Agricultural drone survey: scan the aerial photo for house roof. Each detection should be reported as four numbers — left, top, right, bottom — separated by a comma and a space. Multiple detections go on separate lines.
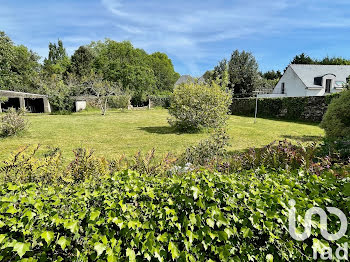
175, 75, 195, 86
289, 64, 350, 88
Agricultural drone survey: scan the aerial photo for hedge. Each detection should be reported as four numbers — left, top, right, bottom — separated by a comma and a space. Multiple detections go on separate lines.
231, 94, 341, 122
0, 169, 349, 261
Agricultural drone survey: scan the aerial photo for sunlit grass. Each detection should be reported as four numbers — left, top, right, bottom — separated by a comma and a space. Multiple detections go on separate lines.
0, 109, 324, 161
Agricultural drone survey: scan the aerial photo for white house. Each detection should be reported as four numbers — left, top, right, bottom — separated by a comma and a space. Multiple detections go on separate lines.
258, 64, 350, 98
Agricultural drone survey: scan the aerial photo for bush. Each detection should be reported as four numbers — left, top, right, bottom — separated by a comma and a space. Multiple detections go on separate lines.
108, 94, 131, 109
182, 128, 230, 166
168, 82, 232, 131
0, 108, 28, 137
320, 89, 350, 139
0, 169, 348, 261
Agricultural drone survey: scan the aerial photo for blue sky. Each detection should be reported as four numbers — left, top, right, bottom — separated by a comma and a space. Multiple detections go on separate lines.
1, 0, 350, 76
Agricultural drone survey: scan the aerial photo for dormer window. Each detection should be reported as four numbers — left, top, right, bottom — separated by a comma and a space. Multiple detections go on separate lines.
314, 77, 323, 86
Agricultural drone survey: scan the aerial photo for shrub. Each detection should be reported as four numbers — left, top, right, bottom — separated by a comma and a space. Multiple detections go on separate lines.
0, 108, 28, 137
168, 82, 231, 131
320, 89, 350, 139
0, 169, 348, 261
0, 96, 8, 113
108, 94, 131, 109
0, 145, 62, 184
182, 128, 230, 166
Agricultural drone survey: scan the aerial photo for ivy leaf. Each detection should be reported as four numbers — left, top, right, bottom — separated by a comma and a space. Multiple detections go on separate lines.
157, 233, 168, 242
266, 254, 274, 262
126, 248, 136, 262
64, 221, 79, 234
191, 186, 200, 200
90, 210, 101, 221
168, 241, 180, 260
41, 231, 55, 245
94, 242, 106, 257
13, 242, 31, 258
206, 218, 215, 228
241, 227, 253, 238
0, 234, 6, 244
57, 236, 70, 250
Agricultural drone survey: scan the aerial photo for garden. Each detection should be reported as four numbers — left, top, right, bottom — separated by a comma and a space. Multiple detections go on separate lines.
0, 79, 349, 261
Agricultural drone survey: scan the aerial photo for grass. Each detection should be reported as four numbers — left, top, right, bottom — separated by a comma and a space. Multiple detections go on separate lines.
0, 109, 324, 161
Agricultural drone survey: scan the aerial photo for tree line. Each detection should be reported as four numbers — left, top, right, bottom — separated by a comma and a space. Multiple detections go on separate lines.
0, 31, 180, 109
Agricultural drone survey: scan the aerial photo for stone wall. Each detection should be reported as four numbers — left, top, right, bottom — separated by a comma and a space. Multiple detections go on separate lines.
230, 94, 340, 122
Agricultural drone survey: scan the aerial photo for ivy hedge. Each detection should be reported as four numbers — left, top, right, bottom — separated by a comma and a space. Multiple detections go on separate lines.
0, 169, 349, 261
231, 94, 341, 122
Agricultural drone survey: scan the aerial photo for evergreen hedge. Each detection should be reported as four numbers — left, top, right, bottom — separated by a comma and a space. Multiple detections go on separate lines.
231, 94, 341, 122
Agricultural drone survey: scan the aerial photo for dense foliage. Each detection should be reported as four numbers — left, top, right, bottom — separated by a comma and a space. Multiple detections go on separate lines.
204, 50, 260, 97
320, 89, 350, 139
230, 94, 340, 122
0, 166, 349, 261
168, 82, 232, 131
0, 108, 28, 137
0, 32, 40, 93
290, 52, 350, 65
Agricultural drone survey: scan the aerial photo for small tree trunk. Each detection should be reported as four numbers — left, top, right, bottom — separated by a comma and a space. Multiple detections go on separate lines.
102, 97, 108, 116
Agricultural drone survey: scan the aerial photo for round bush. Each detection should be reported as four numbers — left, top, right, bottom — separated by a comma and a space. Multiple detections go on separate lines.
168, 82, 231, 131
320, 89, 350, 138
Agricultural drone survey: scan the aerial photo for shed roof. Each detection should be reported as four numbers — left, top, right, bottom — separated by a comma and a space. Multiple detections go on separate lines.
0, 90, 48, 98
289, 64, 350, 88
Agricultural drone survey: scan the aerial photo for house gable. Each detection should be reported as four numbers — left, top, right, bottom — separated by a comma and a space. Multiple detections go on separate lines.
272, 66, 307, 97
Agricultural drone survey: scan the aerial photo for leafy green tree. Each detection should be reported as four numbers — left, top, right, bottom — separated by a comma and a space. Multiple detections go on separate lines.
70, 46, 95, 78
228, 50, 259, 95
148, 52, 180, 92
261, 70, 282, 80
290, 53, 314, 64
43, 40, 70, 76
0, 31, 40, 92
39, 75, 74, 113
319, 56, 350, 65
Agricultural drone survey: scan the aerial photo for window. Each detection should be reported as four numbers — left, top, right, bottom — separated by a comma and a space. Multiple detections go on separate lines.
314, 77, 323, 86
281, 83, 285, 94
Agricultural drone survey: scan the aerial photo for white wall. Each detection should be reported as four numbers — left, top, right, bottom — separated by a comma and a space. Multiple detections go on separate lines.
75, 101, 87, 112
272, 66, 307, 97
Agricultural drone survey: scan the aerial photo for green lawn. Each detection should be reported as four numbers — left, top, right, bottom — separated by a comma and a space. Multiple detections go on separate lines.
0, 109, 324, 161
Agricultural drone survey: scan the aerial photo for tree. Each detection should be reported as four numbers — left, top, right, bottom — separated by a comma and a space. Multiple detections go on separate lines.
228, 50, 259, 96
82, 71, 121, 115
43, 40, 70, 76
148, 52, 180, 92
261, 70, 282, 80
290, 53, 314, 64
0, 31, 40, 92
70, 46, 95, 78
